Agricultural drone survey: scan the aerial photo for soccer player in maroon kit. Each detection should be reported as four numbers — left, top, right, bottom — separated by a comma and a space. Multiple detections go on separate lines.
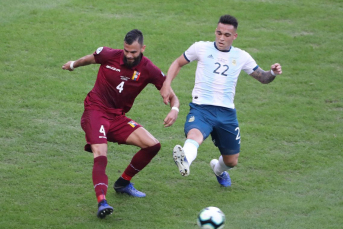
62, 29, 179, 219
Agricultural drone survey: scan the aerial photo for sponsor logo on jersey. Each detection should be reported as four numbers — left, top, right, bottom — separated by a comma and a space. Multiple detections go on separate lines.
106, 65, 121, 72
128, 121, 138, 128
120, 76, 130, 81
207, 54, 214, 59
131, 71, 141, 81
217, 57, 228, 63
96, 47, 103, 54
188, 116, 195, 122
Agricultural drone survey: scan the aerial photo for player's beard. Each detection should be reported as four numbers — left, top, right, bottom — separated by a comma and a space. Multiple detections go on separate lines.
123, 54, 142, 68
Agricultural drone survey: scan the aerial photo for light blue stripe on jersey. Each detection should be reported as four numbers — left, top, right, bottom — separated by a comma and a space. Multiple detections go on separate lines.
203, 45, 216, 105
184, 41, 258, 109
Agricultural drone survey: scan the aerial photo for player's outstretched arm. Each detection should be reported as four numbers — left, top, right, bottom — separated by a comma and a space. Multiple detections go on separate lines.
62, 54, 97, 71
160, 55, 189, 105
250, 63, 282, 84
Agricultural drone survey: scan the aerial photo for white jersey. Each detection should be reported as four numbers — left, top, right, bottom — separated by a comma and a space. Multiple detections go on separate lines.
184, 41, 258, 109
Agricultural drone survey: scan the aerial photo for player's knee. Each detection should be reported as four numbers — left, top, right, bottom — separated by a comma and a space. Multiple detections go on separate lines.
144, 142, 161, 157
154, 142, 161, 152
91, 144, 107, 158
187, 129, 203, 144
223, 155, 239, 167
225, 159, 238, 167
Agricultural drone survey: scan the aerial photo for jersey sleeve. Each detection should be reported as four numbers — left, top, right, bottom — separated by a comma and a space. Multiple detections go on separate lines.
93, 47, 121, 64
183, 42, 200, 62
146, 60, 166, 90
241, 50, 258, 75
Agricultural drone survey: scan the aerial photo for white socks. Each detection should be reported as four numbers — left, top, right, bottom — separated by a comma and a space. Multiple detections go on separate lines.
183, 139, 199, 165
214, 155, 232, 176
182, 140, 233, 176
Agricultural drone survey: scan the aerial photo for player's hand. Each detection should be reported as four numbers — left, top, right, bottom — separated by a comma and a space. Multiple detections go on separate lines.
160, 84, 171, 105
163, 110, 178, 127
62, 61, 74, 71
271, 63, 282, 75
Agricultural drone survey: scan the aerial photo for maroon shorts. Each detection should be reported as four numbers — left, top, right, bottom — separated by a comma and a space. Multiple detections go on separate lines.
80, 109, 141, 152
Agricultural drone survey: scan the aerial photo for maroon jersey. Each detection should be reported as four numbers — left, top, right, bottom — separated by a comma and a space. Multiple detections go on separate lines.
84, 46, 165, 113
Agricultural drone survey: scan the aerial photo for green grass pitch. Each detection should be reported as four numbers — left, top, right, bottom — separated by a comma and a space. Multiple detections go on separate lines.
1, 0, 342, 228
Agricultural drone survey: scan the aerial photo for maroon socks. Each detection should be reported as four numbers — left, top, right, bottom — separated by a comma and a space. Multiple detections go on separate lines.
93, 156, 108, 202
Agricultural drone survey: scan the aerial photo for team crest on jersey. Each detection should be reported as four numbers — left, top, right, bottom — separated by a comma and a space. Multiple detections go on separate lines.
232, 59, 237, 66
128, 121, 138, 128
188, 116, 195, 122
96, 47, 103, 54
132, 71, 141, 81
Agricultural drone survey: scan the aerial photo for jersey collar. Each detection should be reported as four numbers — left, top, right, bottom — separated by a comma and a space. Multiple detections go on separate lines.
214, 42, 232, 52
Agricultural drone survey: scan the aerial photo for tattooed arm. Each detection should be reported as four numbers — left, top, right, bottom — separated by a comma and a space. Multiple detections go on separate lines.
250, 63, 282, 84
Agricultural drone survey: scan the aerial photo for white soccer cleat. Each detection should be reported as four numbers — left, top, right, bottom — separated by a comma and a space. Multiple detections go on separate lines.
173, 145, 190, 176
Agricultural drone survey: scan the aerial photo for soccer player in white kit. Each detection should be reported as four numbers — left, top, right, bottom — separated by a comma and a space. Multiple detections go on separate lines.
160, 15, 282, 187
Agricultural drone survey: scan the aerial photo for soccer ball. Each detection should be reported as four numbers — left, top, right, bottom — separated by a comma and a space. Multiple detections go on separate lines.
197, 206, 225, 229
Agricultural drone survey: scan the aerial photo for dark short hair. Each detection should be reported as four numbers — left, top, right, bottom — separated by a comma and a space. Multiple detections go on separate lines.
124, 29, 144, 45
218, 15, 238, 29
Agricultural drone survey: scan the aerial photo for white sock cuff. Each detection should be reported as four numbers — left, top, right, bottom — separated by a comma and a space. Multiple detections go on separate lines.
185, 139, 199, 148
